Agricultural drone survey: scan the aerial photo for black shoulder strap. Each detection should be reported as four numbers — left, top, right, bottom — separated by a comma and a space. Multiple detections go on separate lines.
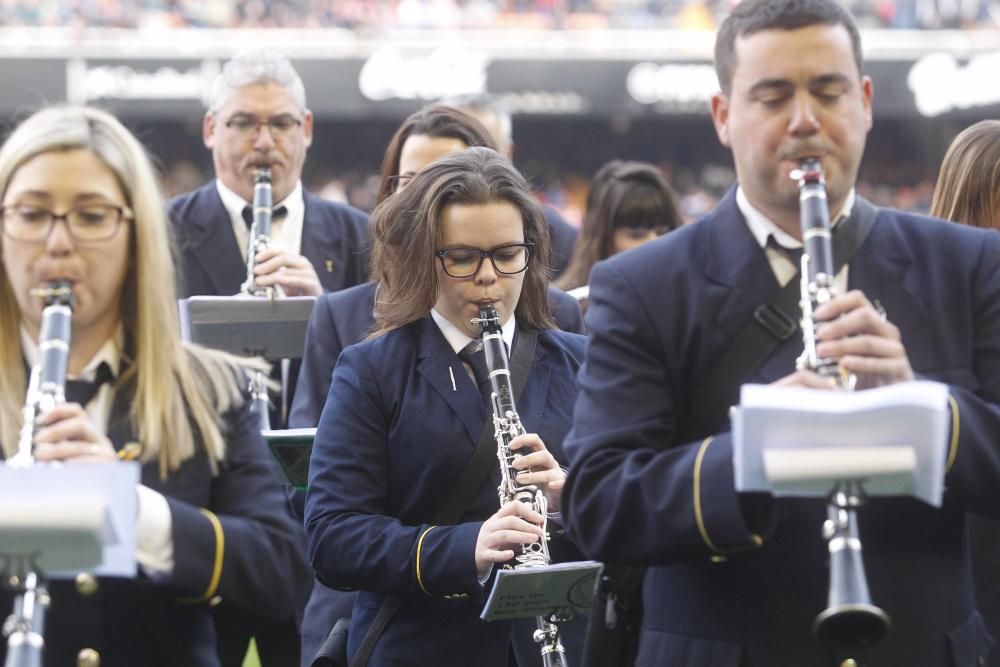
348, 330, 540, 667
678, 198, 879, 442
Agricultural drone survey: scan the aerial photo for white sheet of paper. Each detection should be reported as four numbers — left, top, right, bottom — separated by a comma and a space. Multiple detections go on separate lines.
0, 462, 139, 578
732, 381, 950, 505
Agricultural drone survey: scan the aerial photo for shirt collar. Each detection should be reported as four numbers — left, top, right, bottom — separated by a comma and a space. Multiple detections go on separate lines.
430, 308, 516, 355
737, 185, 855, 250
215, 178, 304, 226
20, 324, 123, 381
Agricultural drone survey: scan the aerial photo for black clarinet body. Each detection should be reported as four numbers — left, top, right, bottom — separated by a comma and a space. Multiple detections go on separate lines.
473, 305, 568, 667
790, 161, 891, 658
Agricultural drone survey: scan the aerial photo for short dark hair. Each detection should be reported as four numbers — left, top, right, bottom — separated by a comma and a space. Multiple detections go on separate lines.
369, 147, 553, 337
715, 0, 863, 95
376, 104, 497, 205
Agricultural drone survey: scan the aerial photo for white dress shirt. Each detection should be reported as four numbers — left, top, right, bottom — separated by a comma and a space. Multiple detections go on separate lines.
216, 178, 305, 262
737, 185, 855, 290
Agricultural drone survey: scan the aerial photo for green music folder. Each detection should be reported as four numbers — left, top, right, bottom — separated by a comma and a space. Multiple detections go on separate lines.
264, 428, 315, 490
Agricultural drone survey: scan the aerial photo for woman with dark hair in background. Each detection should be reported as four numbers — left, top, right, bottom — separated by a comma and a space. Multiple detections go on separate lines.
305, 147, 586, 666
556, 160, 684, 308
932, 118, 1000, 666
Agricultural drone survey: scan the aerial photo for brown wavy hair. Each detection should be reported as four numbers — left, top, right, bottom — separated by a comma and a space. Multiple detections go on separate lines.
556, 160, 683, 292
931, 120, 1000, 231
375, 105, 497, 206
369, 147, 553, 337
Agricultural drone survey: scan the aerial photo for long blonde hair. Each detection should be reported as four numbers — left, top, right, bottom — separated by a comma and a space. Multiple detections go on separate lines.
931, 120, 1000, 231
0, 106, 254, 477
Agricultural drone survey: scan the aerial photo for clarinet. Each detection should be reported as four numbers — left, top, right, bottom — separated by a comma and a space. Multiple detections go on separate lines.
240, 167, 273, 430
2, 280, 70, 667
791, 160, 891, 656
240, 167, 274, 298
472, 305, 568, 667
11, 280, 73, 468
792, 158, 854, 391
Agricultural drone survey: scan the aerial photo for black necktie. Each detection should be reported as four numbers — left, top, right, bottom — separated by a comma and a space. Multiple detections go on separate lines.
766, 235, 804, 271
241, 205, 288, 229
458, 340, 492, 408
64, 362, 114, 407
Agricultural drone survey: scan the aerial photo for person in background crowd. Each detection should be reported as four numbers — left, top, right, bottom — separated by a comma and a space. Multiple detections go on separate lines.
0, 105, 310, 666
441, 93, 580, 279
555, 159, 684, 310
562, 0, 1000, 663
305, 147, 587, 666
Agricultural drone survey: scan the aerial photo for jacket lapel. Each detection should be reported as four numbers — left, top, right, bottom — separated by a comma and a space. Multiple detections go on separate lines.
188, 185, 247, 295
301, 192, 346, 293
415, 317, 488, 447
702, 187, 781, 342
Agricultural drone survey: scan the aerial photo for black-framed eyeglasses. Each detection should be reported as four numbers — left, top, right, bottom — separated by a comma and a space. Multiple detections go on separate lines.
223, 114, 303, 137
0, 203, 131, 243
436, 242, 533, 278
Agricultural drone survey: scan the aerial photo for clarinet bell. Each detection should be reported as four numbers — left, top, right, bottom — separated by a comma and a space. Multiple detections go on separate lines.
813, 519, 891, 650
814, 600, 891, 651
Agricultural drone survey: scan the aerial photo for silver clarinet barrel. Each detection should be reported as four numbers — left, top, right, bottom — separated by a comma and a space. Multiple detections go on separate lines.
239, 167, 274, 430
3, 572, 48, 667
473, 304, 568, 667
791, 161, 890, 655
241, 167, 274, 298
12, 280, 73, 468
3, 280, 71, 666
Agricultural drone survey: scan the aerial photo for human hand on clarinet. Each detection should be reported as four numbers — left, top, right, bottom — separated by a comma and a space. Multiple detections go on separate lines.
32, 402, 117, 463
775, 290, 914, 390
474, 501, 546, 579
252, 247, 323, 296
508, 433, 565, 512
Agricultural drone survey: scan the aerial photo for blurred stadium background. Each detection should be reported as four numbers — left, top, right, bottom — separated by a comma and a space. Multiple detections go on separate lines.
0, 0, 996, 224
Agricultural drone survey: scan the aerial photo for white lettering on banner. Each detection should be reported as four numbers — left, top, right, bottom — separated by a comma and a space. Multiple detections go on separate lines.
626, 62, 717, 113
66, 59, 220, 105
359, 46, 488, 101
907, 51, 1000, 117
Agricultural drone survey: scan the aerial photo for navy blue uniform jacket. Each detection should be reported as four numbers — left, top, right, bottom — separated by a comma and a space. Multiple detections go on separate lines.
305, 316, 585, 666
563, 189, 1000, 666
289, 281, 585, 429
168, 182, 370, 298
0, 373, 312, 667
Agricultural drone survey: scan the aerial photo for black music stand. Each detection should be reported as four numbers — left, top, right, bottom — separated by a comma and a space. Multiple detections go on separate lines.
263, 428, 315, 491
178, 296, 316, 361
480, 560, 602, 622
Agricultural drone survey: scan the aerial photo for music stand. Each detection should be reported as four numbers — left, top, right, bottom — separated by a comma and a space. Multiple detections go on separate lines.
731, 380, 950, 657
178, 296, 316, 361
263, 428, 315, 491
1, 462, 139, 663
480, 561, 602, 622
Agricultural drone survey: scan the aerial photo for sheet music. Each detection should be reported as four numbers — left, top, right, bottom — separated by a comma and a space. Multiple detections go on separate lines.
732, 381, 950, 505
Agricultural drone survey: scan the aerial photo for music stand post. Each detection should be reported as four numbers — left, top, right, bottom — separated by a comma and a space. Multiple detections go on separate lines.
178, 295, 316, 431
731, 380, 950, 662
0, 463, 139, 666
